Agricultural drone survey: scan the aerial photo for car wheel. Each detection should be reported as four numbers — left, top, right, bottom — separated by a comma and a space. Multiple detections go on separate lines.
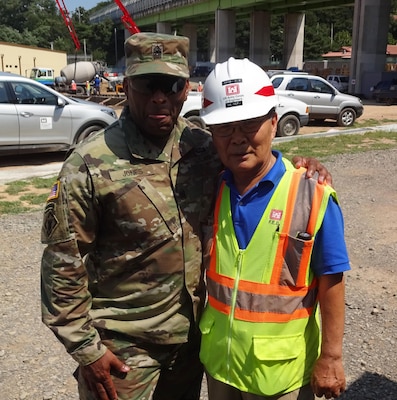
337, 108, 356, 127
186, 115, 206, 129
76, 125, 103, 143
277, 115, 300, 137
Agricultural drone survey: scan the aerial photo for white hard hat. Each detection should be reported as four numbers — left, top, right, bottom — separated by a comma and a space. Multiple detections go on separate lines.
200, 57, 277, 125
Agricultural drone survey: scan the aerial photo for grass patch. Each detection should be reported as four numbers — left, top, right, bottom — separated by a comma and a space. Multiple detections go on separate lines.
0, 176, 53, 215
20, 193, 49, 205
5, 180, 30, 195
273, 130, 397, 160
30, 176, 57, 189
0, 201, 31, 214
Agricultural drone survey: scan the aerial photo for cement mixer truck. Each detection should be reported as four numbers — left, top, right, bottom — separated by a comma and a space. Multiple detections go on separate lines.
30, 61, 116, 94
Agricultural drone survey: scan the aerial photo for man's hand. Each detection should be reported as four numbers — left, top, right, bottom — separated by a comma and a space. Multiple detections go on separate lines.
311, 355, 346, 398
81, 349, 130, 400
292, 156, 333, 185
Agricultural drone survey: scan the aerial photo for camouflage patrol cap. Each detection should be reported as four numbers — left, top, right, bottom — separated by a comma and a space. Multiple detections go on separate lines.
125, 32, 190, 78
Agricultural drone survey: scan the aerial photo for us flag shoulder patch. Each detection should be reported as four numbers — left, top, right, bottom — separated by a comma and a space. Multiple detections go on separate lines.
47, 180, 60, 202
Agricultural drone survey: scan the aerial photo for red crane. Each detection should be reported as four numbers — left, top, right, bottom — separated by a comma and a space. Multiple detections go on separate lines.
113, 0, 140, 34
55, 0, 81, 51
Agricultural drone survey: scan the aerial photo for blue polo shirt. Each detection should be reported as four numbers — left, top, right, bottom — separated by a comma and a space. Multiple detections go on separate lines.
223, 150, 350, 276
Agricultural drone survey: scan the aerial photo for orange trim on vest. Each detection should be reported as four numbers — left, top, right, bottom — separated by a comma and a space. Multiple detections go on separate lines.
207, 268, 317, 296
207, 167, 326, 323
307, 182, 326, 235
270, 170, 304, 285
234, 305, 314, 322
207, 295, 314, 322
208, 294, 231, 315
295, 180, 325, 287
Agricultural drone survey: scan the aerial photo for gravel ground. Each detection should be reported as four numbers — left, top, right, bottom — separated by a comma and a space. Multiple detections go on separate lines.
0, 148, 396, 400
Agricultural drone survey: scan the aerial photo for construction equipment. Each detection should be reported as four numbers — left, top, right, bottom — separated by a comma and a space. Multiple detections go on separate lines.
55, 0, 81, 51
113, 0, 140, 35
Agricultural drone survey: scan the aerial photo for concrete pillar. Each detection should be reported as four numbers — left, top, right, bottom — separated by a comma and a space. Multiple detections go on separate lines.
215, 9, 235, 62
156, 22, 172, 34
249, 11, 271, 68
209, 24, 216, 63
350, 0, 392, 97
181, 23, 198, 72
283, 13, 305, 70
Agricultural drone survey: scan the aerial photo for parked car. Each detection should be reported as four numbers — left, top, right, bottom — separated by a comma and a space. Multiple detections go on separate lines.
270, 72, 363, 127
326, 75, 349, 92
370, 79, 397, 105
181, 90, 309, 137
0, 72, 117, 155
180, 90, 206, 128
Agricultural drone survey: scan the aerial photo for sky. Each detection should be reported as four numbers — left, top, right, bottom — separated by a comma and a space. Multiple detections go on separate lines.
64, 0, 101, 12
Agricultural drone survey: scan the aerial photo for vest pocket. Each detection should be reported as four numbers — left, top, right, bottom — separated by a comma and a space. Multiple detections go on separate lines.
283, 234, 315, 286
199, 312, 225, 372
246, 333, 305, 395
252, 334, 303, 360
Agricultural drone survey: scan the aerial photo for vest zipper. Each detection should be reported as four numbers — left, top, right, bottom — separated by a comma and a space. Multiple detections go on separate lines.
226, 249, 244, 380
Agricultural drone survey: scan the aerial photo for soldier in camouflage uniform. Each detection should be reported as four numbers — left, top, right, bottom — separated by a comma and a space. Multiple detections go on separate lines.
41, 32, 332, 400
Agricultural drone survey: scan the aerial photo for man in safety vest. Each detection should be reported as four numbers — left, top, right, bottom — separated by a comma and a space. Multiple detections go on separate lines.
70, 79, 77, 94
199, 58, 350, 400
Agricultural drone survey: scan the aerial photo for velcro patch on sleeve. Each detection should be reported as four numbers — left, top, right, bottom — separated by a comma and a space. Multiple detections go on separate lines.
47, 180, 60, 202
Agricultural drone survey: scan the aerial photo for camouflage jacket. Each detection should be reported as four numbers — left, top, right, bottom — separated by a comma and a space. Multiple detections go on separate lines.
41, 109, 221, 366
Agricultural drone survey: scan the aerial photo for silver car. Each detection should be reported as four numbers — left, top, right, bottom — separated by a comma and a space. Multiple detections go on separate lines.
0, 72, 117, 155
270, 72, 363, 127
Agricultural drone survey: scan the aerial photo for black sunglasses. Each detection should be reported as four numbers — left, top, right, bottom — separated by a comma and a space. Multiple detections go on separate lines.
129, 75, 187, 96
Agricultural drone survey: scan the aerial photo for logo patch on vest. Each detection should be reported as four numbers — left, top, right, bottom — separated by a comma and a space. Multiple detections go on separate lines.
269, 209, 283, 221
269, 209, 283, 227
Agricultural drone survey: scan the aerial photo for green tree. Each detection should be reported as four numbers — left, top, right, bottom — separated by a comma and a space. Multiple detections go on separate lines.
270, 15, 284, 64
0, 26, 25, 44
332, 31, 352, 50
304, 11, 331, 60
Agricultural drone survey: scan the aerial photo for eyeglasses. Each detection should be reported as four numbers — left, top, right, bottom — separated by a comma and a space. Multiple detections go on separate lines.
128, 75, 187, 96
208, 113, 274, 138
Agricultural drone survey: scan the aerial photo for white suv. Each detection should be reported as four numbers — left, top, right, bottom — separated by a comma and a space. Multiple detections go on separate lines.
182, 90, 309, 137
270, 72, 363, 127
326, 75, 349, 93
0, 72, 117, 156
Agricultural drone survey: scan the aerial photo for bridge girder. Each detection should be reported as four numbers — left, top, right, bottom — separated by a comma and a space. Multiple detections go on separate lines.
91, 0, 354, 28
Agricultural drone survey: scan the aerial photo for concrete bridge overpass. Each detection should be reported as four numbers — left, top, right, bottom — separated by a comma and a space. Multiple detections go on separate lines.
90, 0, 392, 97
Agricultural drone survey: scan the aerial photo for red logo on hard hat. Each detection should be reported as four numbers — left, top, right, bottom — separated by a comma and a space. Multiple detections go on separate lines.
225, 84, 240, 96
255, 85, 275, 97
203, 98, 213, 108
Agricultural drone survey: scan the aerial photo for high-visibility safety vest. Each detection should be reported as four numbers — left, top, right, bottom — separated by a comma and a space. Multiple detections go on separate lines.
199, 159, 337, 396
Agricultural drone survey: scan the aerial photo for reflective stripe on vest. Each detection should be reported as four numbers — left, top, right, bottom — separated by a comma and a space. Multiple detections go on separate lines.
207, 164, 329, 323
